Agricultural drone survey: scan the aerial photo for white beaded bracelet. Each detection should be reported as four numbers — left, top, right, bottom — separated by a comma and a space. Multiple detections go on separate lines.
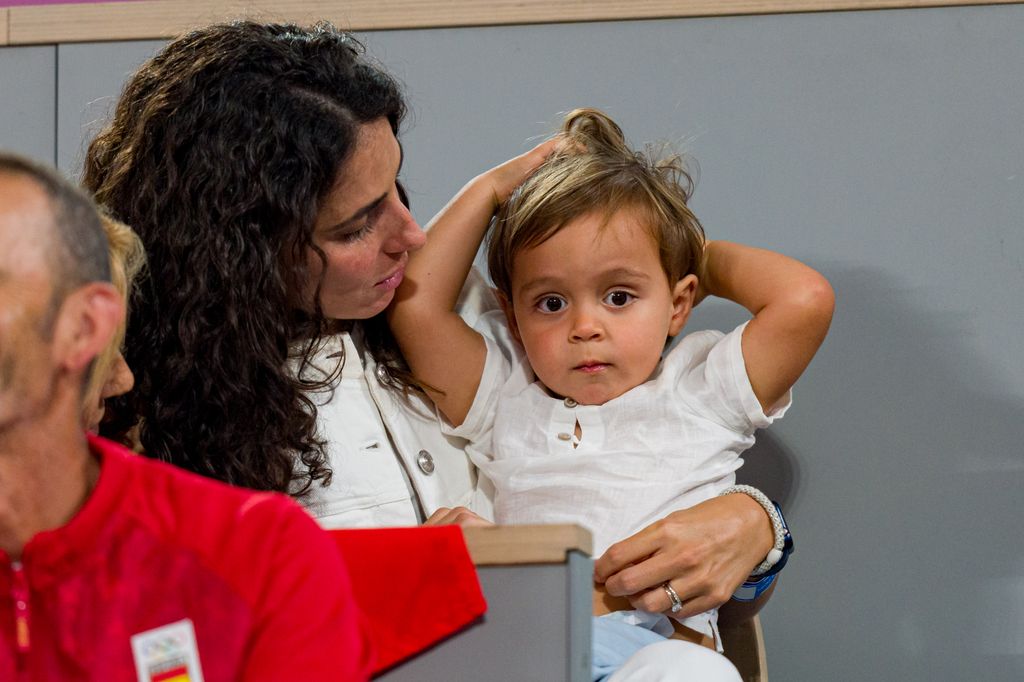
718, 484, 786, 576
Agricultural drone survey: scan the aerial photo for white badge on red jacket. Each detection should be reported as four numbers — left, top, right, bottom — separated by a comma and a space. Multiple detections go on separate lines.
130, 618, 206, 682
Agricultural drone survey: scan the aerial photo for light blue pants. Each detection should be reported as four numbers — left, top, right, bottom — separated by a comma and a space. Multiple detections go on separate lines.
593, 615, 668, 681
593, 614, 740, 682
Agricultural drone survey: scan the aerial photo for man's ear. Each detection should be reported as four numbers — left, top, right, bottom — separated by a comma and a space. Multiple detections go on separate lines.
52, 282, 124, 374
668, 274, 699, 337
495, 289, 522, 345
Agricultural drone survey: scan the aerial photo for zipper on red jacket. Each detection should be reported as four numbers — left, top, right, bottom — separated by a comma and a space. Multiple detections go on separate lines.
10, 560, 30, 656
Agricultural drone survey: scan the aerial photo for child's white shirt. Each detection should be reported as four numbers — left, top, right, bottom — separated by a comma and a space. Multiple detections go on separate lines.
440, 310, 790, 640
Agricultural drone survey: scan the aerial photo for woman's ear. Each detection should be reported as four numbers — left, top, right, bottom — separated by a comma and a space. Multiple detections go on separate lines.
495, 289, 522, 345
668, 274, 699, 337
52, 282, 124, 375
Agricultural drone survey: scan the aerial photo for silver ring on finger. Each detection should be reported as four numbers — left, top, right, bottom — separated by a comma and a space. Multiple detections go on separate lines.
662, 582, 683, 613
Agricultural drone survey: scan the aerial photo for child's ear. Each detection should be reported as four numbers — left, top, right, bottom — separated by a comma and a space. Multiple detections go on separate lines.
668, 274, 699, 337
495, 289, 522, 344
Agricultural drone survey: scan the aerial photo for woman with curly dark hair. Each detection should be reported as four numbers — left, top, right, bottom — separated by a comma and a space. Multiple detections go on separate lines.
83, 21, 781, 641
84, 21, 425, 503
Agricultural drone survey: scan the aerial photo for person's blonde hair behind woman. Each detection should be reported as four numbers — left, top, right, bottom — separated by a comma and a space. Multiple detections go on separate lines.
84, 214, 146, 403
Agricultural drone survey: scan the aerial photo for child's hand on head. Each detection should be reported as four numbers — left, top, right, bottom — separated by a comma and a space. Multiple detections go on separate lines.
484, 137, 562, 208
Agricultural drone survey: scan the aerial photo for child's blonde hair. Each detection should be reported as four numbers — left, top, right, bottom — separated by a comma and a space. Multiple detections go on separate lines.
487, 108, 706, 300
84, 213, 146, 402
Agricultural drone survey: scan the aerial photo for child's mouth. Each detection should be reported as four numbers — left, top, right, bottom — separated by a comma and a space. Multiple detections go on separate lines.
574, 362, 609, 374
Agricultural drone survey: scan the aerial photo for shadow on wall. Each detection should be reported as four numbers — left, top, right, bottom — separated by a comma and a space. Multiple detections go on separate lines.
736, 431, 796, 508
694, 265, 1024, 680
831, 266, 1022, 680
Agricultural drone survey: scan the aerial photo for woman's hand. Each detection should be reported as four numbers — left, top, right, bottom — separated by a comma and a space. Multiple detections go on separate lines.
593, 493, 773, 618
424, 506, 495, 528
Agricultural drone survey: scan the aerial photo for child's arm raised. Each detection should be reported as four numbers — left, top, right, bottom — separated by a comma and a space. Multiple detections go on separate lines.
389, 140, 557, 426
699, 241, 835, 412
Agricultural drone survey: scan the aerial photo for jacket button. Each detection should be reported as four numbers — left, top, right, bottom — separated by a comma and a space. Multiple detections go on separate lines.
416, 450, 435, 475
563, 397, 578, 408
375, 364, 390, 382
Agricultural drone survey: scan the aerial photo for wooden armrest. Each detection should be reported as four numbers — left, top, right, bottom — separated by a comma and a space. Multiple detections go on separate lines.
462, 524, 592, 565
720, 614, 768, 682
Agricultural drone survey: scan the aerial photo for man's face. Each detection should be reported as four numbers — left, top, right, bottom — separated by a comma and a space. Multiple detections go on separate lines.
0, 173, 59, 429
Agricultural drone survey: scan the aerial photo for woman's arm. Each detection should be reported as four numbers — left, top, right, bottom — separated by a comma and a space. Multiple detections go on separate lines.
718, 578, 777, 624
388, 140, 556, 426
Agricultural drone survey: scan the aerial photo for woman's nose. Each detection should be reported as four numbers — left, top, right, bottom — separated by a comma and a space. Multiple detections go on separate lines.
101, 351, 135, 399
384, 201, 426, 255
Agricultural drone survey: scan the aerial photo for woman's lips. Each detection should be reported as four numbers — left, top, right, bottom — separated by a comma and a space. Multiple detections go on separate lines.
375, 267, 405, 291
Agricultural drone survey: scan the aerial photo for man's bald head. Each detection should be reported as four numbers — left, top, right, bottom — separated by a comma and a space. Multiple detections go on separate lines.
0, 153, 109, 304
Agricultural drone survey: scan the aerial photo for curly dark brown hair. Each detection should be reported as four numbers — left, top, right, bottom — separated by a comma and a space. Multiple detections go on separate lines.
82, 21, 409, 495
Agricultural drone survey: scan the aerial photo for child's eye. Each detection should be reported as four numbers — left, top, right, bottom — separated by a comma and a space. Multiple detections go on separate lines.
603, 291, 635, 307
536, 296, 567, 313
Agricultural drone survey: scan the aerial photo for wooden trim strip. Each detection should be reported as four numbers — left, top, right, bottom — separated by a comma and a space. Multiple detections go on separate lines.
463, 524, 593, 565
0, 8, 9, 47
6, 0, 1021, 45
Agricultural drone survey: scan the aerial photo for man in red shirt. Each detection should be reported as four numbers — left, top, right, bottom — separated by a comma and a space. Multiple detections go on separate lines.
0, 152, 374, 681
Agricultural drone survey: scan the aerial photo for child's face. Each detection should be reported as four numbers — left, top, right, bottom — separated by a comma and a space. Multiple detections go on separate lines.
501, 209, 696, 406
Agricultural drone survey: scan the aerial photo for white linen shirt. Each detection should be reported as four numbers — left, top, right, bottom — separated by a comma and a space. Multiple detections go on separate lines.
298, 271, 497, 529
444, 312, 791, 558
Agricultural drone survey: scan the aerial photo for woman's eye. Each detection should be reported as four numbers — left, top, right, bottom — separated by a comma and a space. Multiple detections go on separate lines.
537, 296, 567, 313
336, 224, 371, 243
335, 200, 388, 243
604, 291, 635, 307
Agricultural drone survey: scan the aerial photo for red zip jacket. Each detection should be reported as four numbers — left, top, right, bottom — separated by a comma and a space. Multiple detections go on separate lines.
0, 435, 373, 681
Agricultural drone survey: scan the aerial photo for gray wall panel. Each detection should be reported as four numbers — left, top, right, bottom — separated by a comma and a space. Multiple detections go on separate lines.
53, 5, 1024, 679
380, 556, 591, 681
366, 13, 1024, 678
56, 40, 164, 177
0, 45, 56, 166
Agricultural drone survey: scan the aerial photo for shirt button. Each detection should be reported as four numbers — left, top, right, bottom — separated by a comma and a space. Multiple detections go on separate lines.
557, 432, 572, 441
375, 364, 390, 382
563, 397, 577, 408
417, 449, 435, 474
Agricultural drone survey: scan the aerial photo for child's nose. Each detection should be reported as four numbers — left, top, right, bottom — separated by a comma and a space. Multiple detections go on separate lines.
570, 307, 603, 342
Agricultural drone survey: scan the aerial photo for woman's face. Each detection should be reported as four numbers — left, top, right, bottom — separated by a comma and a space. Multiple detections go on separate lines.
306, 118, 426, 320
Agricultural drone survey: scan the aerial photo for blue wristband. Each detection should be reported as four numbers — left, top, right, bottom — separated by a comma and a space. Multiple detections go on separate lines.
761, 501, 794, 578
730, 500, 794, 603
732, 572, 778, 602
